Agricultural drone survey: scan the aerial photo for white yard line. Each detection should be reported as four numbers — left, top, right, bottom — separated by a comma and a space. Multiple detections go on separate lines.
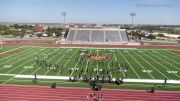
50, 46, 137, 50
0, 47, 23, 55
105, 49, 112, 78
5, 48, 42, 74
113, 51, 126, 78
147, 50, 180, 71
157, 51, 180, 65
0, 47, 34, 66
84, 60, 89, 75
147, 51, 180, 78
31, 48, 60, 75
165, 50, 180, 61
26, 46, 138, 50
57, 49, 79, 76
83, 50, 92, 75
0, 48, 37, 71
117, 50, 141, 79
143, 51, 180, 79
96, 50, 99, 75
127, 50, 155, 79
2, 48, 48, 84
3, 68, 29, 84
132, 50, 169, 79
107, 62, 112, 78
69, 50, 82, 77
24, 46, 175, 51
43, 49, 66, 75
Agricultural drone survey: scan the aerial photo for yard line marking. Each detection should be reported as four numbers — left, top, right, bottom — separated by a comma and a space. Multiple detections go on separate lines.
160, 51, 180, 64
117, 50, 141, 79
0, 46, 23, 55
159, 51, 180, 64
146, 50, 180, 71
2, 48, 50, 84
0, 47, 34, 66
104, 49, 113, 78
127, 50, 155, 79
113, 50, 126, 78
107, 61, 112, 78
69, 50, 82, 78
84, 49, 92, 75
143, 51, 180, 79
164, 50, 180, 61
4, 48, 42, 74
29, 46, 138, 50
31, 48, 60, 75
132, 50, 169, 79
96, 49, 99, 75
43, 48, 66, 75
161, 56, 180, 65
57, 49, 78, 76
159, 53, 180, 65
0, 48, 37, 71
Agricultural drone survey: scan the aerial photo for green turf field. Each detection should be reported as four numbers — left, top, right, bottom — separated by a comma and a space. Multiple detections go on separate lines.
0, 46, 20, 53
0, 46, 180, 85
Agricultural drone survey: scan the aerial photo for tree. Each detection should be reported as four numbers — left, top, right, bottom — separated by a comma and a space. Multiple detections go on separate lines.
14, 24, 20, 29
46, 27, 63, 37
157, 34, 165, 37
20, 32, 25, 38
147, 34, 156, 40
37, 33, 43, 37
64, 29, 69, 38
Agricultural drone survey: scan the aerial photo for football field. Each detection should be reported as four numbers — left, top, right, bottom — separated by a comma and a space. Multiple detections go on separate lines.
0, 46, 180, 84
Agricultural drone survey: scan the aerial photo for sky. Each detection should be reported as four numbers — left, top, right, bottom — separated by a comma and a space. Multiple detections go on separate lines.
0, 0, 180, 25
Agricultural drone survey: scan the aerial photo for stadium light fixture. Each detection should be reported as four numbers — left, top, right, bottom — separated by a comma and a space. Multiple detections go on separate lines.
130, 13, 136, 40
61, 12, 67, 28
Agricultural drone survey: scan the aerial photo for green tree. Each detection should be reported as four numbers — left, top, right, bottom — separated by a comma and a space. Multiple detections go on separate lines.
18, 32, 25, 38
46, 27, 63, 37
157, 34, 165, 37
147, 34, 156, 40
64, 29, 69, 38
37, 33, 43, 37
14, 24, 20, 29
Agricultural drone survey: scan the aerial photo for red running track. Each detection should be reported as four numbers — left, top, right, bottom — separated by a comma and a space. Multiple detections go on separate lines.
3, 42, 180, 50
0, 85, 180, 101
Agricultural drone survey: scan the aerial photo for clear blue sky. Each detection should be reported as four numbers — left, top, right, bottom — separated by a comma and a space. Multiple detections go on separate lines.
0, 0, 180, 25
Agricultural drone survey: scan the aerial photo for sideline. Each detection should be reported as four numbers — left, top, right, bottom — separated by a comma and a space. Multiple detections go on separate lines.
23, 46, 175, 50
1, 74, 180, 84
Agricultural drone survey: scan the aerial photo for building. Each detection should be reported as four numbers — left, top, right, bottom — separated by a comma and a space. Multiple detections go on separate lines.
33, 26, 48, 32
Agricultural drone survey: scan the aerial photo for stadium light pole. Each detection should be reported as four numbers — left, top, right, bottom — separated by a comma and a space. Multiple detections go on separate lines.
61, 12, 67, 28
130, 13, 136, 40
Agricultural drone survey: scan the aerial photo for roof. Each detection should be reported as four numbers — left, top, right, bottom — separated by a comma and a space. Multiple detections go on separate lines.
69, 28, 126, 31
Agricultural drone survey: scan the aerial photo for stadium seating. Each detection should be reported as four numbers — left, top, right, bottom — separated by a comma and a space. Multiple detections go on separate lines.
75, 30, 90, 42
66, 29, 129, 44
66, 30, 76, 41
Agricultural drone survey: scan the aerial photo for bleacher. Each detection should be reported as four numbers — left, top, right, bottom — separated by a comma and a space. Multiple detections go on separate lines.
66, 29, 129, 44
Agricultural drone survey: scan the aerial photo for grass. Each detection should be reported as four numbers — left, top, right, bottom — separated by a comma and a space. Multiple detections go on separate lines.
0, 46, 180, 91
0, 46, 20, 53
